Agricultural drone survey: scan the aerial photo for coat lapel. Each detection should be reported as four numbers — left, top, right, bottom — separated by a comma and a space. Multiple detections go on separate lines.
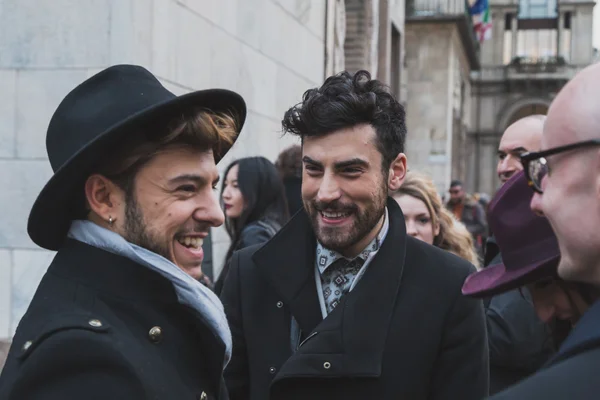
257, 198, 408, 382
252, 210, 323, 337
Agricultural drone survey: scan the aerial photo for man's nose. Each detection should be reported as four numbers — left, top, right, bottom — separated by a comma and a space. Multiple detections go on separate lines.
317, 175, 341, 203
530, 192, 544, 217
195, 191, 225, 227
498, 157, 512, 174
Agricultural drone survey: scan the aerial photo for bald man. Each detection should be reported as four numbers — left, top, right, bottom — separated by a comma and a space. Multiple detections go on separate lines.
484, 116, 553, 395
490, 64, 600, 400
497, 115, 545, 184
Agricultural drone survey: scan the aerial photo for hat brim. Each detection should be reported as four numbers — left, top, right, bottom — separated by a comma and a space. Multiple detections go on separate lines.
462, 254, 560, 298
28, 88, 246, 251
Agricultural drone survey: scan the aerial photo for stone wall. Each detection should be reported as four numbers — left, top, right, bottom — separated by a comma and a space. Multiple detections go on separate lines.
405, 22, 474, 194
0, 0, 327, 339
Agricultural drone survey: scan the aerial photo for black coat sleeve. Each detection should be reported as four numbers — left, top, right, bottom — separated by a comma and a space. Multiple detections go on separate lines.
429, 269, 490, 400
4, 330, 146, 400
220, 250, 250, 400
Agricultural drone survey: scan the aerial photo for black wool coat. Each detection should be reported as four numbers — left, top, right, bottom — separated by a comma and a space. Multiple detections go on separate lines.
0, 239, 228, 400
489, 299, 600, 400
220, 198, 489, 400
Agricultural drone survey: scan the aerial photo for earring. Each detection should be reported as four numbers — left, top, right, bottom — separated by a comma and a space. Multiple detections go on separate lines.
108, 216, 114, 226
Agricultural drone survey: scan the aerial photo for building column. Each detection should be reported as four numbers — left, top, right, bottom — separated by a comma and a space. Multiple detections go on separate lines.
558, 11, 564, 59
511, 13, 518, 59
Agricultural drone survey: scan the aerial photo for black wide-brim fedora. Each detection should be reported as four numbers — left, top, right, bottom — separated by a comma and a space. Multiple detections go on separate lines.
28, 64, 246, 251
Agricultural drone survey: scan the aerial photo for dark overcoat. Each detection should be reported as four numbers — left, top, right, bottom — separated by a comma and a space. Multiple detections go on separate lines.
221, 198, 489, 400
0, 239, 228, 400
489, 299, 600, 400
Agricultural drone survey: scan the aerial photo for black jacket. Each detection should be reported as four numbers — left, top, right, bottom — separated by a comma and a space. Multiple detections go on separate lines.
483, 236, 553, 394
490, 299, 600, 399
0, 239, 227, 400
220, 198, 489, 400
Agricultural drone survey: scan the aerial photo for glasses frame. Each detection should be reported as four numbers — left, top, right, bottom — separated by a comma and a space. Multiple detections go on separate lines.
520, 139, 600, 193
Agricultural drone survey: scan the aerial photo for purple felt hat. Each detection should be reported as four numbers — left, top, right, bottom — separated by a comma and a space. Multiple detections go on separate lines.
462, 171, 560, 298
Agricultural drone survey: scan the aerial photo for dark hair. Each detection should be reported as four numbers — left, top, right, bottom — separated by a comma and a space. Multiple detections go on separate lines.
450, 180, 463, 188
221, 156, 290, 261
275, 145, 302, 179
281, 70, 406, 173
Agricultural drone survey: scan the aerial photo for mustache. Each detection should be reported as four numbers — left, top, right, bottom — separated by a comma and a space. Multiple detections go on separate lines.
175, 225, 211, 238
311, 200, 358, 213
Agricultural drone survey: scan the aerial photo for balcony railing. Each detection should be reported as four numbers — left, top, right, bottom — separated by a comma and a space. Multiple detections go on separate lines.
406, 0, 468, 16
406, 0, 480, 69
508, 55, 566, 73
471, 58, 582, 82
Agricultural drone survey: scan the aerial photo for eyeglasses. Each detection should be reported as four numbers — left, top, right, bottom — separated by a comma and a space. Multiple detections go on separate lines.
521, 139, 600, 193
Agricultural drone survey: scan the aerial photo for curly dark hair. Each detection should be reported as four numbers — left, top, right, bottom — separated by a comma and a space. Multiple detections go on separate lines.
281, 70, 406, 173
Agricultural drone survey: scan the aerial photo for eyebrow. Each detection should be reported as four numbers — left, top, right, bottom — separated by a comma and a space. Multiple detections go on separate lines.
168, 174, 220, 186
498, 146, 528, 155
302, 156, 369, 169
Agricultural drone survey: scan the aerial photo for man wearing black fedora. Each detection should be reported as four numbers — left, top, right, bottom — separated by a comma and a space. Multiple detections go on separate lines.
0, 65, 246, 399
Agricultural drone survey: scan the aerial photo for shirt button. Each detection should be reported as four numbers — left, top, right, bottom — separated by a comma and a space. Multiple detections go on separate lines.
276, 301, 283, 308
269, 366, 277, 374
323, 361, 331, 369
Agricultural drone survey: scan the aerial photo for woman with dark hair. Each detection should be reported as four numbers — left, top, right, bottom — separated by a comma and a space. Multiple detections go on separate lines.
214, 156, 289, 295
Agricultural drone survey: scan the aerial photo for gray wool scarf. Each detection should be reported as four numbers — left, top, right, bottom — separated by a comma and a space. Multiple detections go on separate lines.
67, 220, 232, 367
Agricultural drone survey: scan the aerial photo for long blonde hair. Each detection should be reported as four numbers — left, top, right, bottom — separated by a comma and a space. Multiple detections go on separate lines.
392, 171, 480, 268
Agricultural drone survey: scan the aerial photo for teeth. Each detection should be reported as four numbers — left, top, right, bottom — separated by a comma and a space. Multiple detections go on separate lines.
177, 236, 204, 249
322, 211, 349, 218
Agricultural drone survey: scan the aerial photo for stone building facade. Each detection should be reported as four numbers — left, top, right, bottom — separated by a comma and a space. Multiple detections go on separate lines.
404, 0, 481, 194
0, 0, 407, 341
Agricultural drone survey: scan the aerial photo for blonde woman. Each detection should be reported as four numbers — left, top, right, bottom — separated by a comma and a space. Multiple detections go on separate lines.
391, 171, 480, 268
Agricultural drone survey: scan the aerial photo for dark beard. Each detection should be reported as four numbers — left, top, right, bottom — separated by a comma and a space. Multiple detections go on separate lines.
123, 193, 171, 261
305, 187, 386, 253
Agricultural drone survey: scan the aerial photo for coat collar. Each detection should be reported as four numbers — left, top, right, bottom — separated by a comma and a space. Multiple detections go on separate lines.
550, 299, 600, 365
253, 197, 407, 380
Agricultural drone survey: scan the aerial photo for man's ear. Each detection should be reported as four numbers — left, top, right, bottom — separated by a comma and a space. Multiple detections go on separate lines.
84, 174, 125, 227
388, 153, 407, 192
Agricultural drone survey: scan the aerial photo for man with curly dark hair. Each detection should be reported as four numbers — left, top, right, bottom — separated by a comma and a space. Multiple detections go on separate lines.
220, 71, 489, 400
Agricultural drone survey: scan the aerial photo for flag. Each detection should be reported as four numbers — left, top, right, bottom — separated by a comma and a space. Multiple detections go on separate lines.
469, 0, 492, 42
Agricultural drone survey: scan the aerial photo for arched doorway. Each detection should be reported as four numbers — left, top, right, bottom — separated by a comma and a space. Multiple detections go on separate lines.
497, 97, 551, 133
506, 103, 549, 126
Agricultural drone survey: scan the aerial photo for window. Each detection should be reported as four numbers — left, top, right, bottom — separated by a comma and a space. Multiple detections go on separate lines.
518, 0, 558, 19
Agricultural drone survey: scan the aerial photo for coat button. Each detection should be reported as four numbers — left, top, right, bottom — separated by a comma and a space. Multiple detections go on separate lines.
148, 326, 163, 343
276, 301, 283, 308
199, 391, 207, 400
88, 319, 103, 328
269, 366, 277, 374
22, 340, 33, 351
323, 361, 331, 369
